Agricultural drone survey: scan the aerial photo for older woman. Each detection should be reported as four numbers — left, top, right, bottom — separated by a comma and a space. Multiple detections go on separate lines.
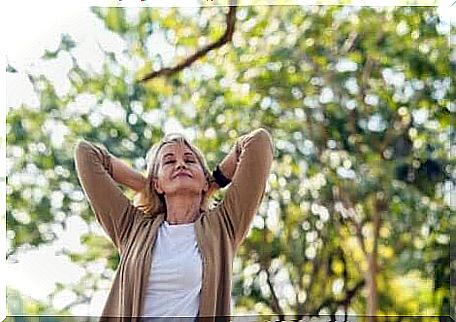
74, 128, 273, 321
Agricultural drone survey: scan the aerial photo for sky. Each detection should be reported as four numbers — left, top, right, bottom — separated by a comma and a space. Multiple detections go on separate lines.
2, 0, 455, 318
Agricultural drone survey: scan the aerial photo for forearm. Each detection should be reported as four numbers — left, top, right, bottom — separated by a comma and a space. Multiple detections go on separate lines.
111, 156, 147, 192
218, 128, 273, 247
218, 129, 270, 181
74, 140, 133, 249
217, 144, 239, 181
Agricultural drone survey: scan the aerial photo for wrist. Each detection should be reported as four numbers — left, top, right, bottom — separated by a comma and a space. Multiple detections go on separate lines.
212, 165, 231, 188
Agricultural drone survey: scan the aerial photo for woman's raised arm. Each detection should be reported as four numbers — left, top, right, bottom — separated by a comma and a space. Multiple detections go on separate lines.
216, 128, 274, 248
111, 156, 147, 193
74, 139, 138, 250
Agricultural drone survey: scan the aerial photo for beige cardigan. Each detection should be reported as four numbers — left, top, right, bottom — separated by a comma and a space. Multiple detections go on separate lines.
74, 128, 273, 321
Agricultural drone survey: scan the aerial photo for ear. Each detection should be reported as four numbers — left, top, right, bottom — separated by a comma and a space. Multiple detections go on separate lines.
203, 179, 210, 193
153, 178, 164, 194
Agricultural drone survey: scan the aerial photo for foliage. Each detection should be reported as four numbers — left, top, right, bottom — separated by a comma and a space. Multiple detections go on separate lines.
6, 4, 455, 318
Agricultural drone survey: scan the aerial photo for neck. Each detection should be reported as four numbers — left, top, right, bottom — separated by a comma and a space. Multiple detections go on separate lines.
164, 194, 202, 224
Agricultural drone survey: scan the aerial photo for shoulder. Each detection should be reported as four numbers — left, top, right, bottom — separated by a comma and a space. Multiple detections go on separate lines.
199, 204, 235, 237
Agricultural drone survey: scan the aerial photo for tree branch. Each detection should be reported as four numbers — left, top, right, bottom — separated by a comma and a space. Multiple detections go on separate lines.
262, 267, 285, 320
340, 31, 358, 55
140, 1, 238, 82
372, 193, 387, 260
332, 186, 368, 256
297, 255, 323, 314
61, 294, 91, 312
311, 279, 365, 318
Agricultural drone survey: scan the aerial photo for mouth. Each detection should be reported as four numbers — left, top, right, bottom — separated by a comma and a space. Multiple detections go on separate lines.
173, 172, 193, 179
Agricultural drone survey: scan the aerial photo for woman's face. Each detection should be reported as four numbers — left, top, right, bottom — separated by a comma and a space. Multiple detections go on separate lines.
154, 141, 208, 198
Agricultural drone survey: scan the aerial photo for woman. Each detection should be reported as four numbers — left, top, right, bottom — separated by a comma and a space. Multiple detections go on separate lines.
74, 128, 273, 321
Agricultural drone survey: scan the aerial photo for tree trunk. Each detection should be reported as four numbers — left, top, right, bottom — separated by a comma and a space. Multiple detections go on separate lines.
365, 252, 379, 322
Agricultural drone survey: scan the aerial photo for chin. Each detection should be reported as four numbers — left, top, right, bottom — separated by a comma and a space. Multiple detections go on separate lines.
166, 185, 203, 196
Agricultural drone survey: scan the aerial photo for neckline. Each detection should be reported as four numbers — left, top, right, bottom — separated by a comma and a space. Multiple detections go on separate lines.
163, 209, 208, 225
147, 211, 208, 225
163, 220, 195, 228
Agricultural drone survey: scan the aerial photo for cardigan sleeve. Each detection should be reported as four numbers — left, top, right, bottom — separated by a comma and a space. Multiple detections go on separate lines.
74, 139, 136, 250
217, 128, 274, 248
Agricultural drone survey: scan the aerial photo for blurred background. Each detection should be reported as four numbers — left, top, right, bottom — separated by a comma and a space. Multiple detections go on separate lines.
5, 0, 455, 320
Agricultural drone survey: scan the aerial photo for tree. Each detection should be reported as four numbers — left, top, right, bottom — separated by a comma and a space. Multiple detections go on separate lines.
7, 4, 454, 319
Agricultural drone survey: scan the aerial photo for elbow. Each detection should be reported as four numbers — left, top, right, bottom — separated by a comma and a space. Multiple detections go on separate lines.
74, 139, 113, 176
252, 128, 274, 155
254, 128, 272, 143
74, 139, 91, 157
74, 140, 99, 166
237, 128, 274, 166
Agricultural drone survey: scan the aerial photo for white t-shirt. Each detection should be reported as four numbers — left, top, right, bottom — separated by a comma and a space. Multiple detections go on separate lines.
142, 220, 203, 319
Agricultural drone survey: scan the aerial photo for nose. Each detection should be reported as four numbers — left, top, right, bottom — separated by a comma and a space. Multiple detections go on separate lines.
175, 159, 187, 170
